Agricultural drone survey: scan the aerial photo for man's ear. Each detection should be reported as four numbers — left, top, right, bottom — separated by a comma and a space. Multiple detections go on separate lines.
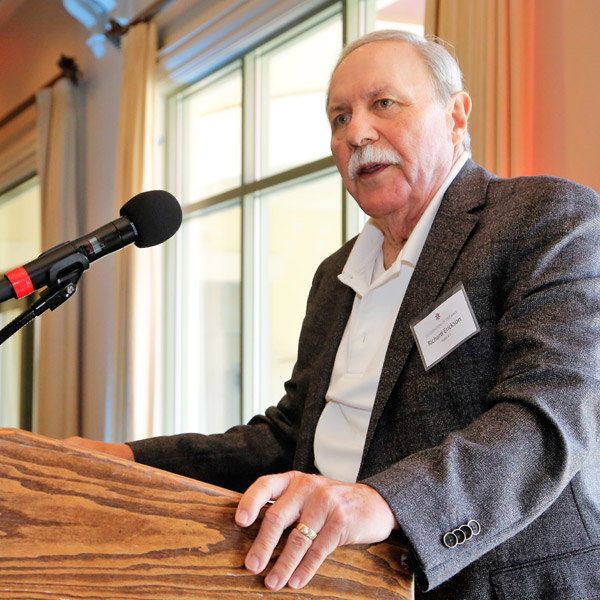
450, 91, 472, 147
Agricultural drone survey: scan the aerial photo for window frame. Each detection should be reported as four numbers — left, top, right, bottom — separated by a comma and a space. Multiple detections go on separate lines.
156, 0, 424, 435
161, 4, 347, 435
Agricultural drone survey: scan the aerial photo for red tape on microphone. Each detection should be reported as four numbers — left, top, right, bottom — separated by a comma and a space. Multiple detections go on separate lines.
5, 266, 34, 299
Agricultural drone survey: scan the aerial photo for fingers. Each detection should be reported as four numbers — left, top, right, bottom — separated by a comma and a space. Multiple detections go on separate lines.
238, 472, 311, 576
236, 473, 398, 591
265, 513, 336, 590
237, 471, 337, 590
235, 472, 293, 528
265, 483, 364, 590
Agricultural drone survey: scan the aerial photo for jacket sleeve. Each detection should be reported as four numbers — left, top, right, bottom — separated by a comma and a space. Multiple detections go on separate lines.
363, 180, 600, 591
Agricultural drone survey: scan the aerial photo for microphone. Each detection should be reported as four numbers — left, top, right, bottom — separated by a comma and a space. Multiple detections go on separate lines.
0, 190, 182, 303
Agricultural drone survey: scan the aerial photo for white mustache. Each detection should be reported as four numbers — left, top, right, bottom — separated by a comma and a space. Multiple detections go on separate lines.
347, 145, 403, 180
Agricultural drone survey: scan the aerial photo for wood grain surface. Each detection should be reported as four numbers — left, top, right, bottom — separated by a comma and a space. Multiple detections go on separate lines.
0, 428, 413, 599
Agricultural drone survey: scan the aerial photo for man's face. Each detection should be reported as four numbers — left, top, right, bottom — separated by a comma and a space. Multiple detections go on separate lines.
327, 41, 462, 225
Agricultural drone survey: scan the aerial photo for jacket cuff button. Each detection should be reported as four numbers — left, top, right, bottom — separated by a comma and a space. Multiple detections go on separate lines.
459, 524, 473, 541
442, 531, 458, 548
453, 527, 466, 544
467, 520, 481, 536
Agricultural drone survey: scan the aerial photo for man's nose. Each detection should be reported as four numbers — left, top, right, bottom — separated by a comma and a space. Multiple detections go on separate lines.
346, 111, 378, 148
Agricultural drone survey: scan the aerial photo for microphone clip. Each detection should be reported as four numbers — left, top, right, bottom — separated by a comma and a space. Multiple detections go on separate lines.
46, 252, 90, 289
32, 252, 89, 316
0, 253, 90, 345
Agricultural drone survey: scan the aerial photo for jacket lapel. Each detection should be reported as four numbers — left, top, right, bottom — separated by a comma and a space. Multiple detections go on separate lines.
360, 160, 492, 462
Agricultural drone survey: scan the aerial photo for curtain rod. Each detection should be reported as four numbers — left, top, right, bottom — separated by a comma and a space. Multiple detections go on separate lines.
105, 0, 174, 46
0, 56, 81, 131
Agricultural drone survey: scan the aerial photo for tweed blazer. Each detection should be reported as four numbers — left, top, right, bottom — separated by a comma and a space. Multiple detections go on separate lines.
130, 160, 600, 599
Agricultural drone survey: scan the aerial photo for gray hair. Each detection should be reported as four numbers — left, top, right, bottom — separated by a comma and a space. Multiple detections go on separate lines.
330, 30, 471, 151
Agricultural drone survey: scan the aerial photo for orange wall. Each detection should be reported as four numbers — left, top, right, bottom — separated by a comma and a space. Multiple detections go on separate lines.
533, 0, 600, 192
0, 1, 82, 113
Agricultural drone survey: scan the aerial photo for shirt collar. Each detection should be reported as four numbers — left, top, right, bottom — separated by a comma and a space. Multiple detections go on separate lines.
339, 152, 469, 293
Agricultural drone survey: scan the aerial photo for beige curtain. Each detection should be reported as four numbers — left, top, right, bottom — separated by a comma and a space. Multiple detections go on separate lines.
112, 21, 163, 442
425, 0, 534, 177
35, 78, 82, 438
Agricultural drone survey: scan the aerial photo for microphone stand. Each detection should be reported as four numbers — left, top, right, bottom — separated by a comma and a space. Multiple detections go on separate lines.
0, 254, 89, 345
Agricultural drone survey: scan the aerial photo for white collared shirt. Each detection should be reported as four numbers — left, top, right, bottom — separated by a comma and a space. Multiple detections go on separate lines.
313, 153, 469, 483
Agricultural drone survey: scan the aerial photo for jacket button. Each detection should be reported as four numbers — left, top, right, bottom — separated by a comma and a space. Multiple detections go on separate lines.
459, 524, 473, 541
453, 527, 466, 544
442, 531, 458, 548
467, 520, 481, 536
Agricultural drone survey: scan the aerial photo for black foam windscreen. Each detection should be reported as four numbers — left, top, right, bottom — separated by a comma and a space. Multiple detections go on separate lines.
120, 190, 182, 248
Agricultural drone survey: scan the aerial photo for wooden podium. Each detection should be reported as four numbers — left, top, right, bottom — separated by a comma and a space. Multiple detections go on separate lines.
0, 428, 413, 599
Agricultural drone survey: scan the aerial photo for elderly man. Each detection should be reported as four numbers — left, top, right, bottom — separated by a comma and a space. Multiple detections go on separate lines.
69, 31, 600, 599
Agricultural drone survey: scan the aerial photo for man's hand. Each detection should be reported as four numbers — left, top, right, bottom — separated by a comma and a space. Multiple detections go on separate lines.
235, 471, 397, 591
63, 436, 135, 461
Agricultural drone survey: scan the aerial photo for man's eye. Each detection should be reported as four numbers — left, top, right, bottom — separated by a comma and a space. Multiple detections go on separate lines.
376, 99, 393, 108
333, 114, 350, 127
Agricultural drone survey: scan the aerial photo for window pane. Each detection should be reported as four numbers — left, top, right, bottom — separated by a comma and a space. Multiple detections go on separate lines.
0, 304, 26, 427
178, 201, 241, 434
0, 177, 40, 429
261, 16, 343, 177
0, 177, 41, 272
259, 171, 342, 411
182, 66, 242, 203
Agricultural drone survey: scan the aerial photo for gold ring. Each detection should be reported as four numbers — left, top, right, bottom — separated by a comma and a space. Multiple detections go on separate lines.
295, 522, 317, 542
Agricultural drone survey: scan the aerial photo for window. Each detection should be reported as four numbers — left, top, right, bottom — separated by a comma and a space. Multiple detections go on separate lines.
159, 0, 425, 436
0, 176, 41, 429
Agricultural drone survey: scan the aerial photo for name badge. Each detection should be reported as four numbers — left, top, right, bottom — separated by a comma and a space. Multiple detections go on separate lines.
410, 283, 480, 370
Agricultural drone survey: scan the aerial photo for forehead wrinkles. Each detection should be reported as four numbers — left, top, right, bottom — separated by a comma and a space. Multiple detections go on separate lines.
326, 41, 436, 111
